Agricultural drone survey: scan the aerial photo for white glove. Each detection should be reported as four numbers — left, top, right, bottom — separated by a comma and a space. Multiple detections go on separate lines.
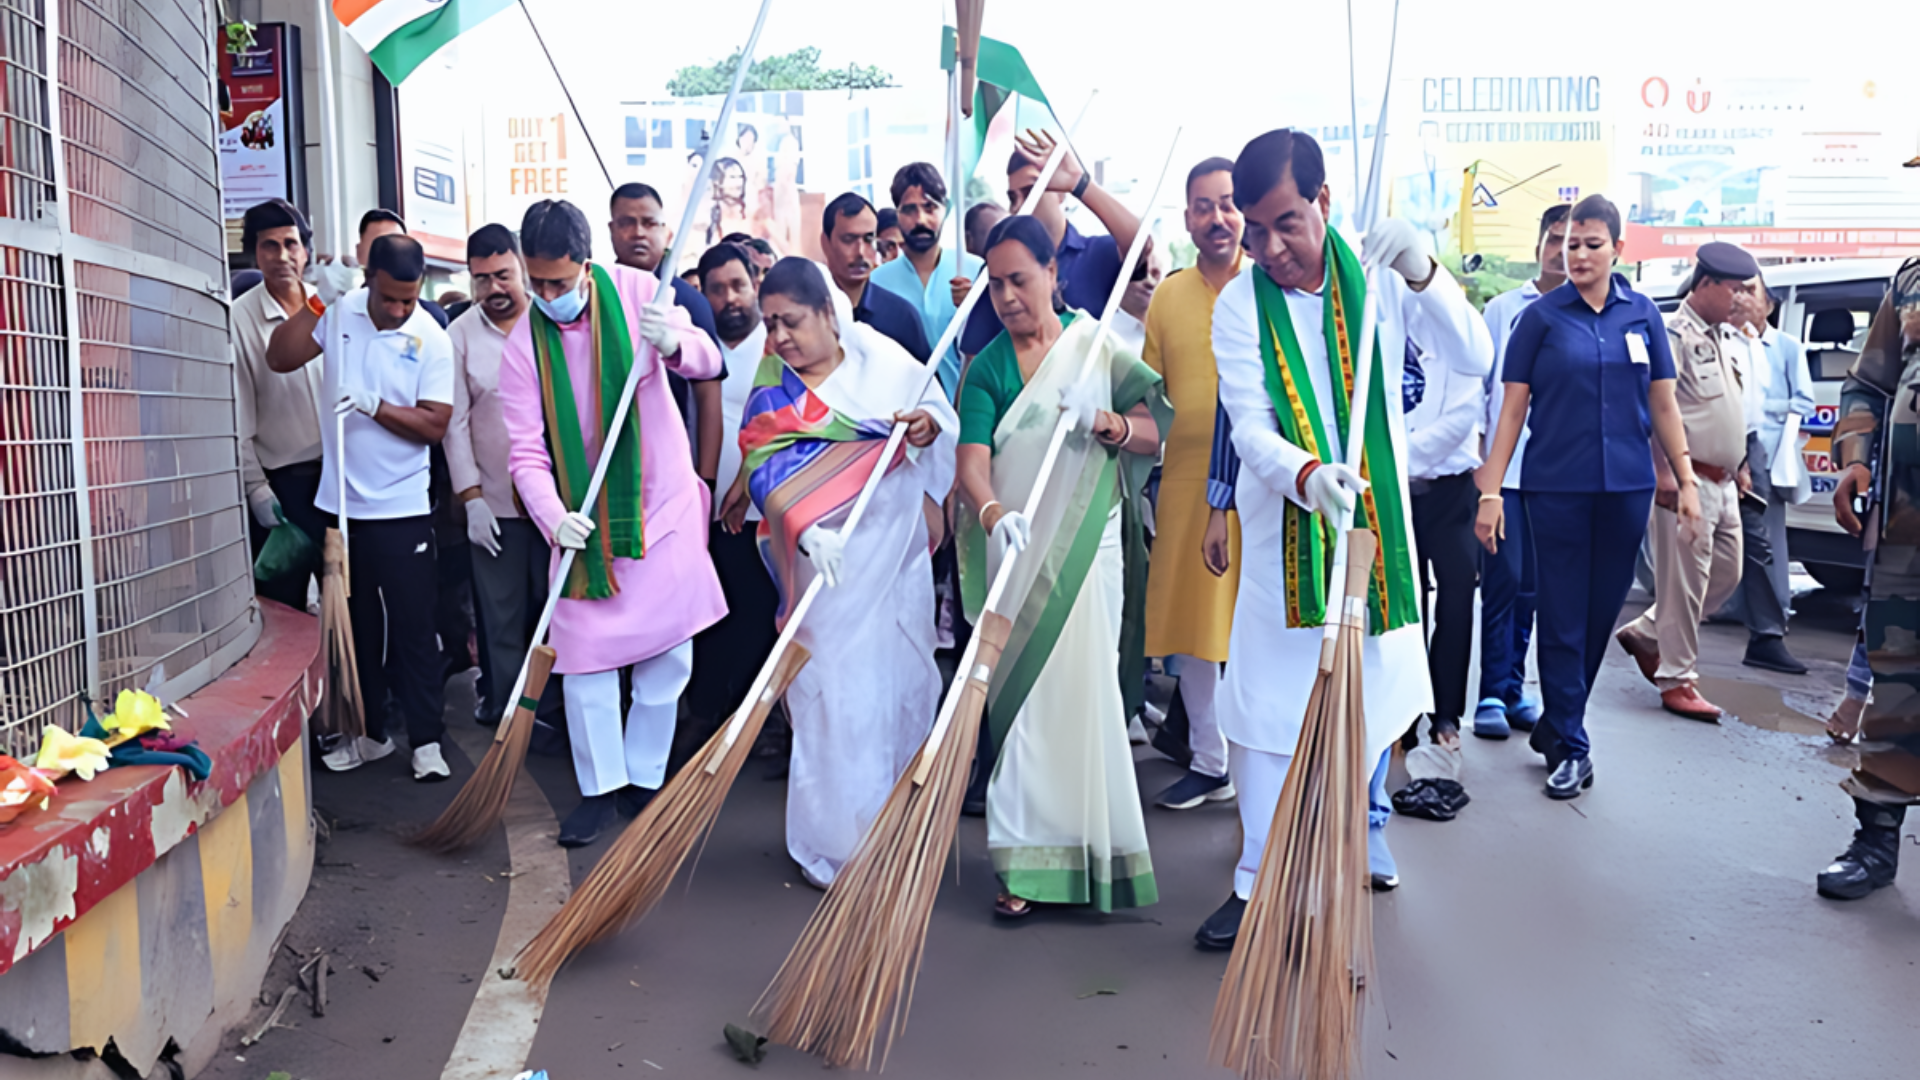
337, 386, 380, 417
307, 258, 357, 307
554, 510, 596, 551
465, 497, 502, 556
1300, 462, 1370, 520
1057, 377, 1104, 435
990, 509, 1031, 558
799, 523, 845, 588
248, 485, 281, 530
637, 297, 680, 357
1360, 218, 1433, 284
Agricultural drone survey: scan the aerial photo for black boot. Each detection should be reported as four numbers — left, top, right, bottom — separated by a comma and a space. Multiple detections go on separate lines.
1816, 799, 1906, 900
1744, 635, 1808, 675
558, 792, 621, 848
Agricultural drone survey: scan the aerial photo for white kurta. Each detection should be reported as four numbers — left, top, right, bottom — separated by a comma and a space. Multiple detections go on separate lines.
785, 323, 958, 886
1211, 254, 1491, 765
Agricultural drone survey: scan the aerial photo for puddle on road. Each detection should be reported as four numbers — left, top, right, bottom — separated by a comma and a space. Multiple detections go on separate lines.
1695, 674, 1828, 736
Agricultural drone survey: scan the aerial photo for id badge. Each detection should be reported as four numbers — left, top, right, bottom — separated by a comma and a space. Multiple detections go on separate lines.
1624, 332, 1651, 366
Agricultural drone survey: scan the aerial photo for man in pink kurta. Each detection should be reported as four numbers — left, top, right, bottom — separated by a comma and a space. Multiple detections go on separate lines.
499, 199, 727, 845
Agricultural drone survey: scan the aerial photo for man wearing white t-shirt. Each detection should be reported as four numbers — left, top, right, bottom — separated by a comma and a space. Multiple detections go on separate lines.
1471, 204, 1567, 740
685, 241, 779, 742
268, 233, 457, 781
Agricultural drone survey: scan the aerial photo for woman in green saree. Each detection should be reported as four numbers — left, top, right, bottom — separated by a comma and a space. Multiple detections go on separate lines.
956, 215, 1173, 918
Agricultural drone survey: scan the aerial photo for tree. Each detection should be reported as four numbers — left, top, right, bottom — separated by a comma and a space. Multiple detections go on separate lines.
666, 47, 892, 97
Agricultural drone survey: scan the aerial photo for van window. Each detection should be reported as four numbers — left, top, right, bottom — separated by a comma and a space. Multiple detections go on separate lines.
1796, 278, 1889, 381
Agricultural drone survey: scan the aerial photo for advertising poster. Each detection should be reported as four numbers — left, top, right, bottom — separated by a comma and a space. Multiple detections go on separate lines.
217, 22, 303, 222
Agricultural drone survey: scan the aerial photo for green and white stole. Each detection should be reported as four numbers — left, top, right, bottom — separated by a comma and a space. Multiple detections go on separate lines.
530, 262, 644, 600
1253, 231, 1417, 634
957, 313, 1172, 750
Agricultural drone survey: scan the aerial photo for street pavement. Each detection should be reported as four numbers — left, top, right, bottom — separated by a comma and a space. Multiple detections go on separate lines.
201, 582, 1920, 1080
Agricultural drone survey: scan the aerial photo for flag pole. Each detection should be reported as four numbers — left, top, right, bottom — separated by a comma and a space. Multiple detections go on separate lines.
517, 0, 614, 191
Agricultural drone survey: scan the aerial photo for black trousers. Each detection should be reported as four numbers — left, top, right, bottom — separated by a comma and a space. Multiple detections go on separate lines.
341, 514, 445, 747
256, 460, 327, 610
686, 522, 780, 725
1411, 471, 1480, 726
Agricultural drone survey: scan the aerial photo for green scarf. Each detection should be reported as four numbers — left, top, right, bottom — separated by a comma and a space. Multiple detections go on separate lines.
531, 262, 644, 600
1253, 230, 1417, 634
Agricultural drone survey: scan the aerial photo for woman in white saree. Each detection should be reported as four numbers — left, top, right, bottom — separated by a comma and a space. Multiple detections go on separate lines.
954, 216, 1172, 918
739, 259, 956, 889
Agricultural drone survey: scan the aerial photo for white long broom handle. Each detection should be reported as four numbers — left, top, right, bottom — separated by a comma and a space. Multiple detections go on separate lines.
704, 94, 1100, 770
911, 127, 1184, 781
334, 406, 348, 563
1321, 262, 1380, 647
486, 0, 772, 730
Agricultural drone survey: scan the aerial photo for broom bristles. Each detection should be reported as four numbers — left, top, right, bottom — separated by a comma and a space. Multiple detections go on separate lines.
408, 645, 558, 853
510, 642, 813, 988
753, 612, 1013, 1071
320, 528, 365, 741
1209, 530, 1378, 1080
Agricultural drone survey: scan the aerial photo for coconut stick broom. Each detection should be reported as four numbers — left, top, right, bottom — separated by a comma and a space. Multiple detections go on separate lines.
316, 525, 364, 741
407, 0, 775, 854
1208, 265, 1383, 1080
752, 126, 1184, 1072
507, 95, 1094, 988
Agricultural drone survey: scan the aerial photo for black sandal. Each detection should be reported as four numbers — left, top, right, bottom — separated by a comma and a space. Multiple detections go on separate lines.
994, 893, 1036, 919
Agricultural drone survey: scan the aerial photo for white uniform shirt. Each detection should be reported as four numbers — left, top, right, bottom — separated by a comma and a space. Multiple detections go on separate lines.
715, 323, 769, 523
1481, 280, 1544, 490
1402, 332, 1488, 481
312, 289, 455, 520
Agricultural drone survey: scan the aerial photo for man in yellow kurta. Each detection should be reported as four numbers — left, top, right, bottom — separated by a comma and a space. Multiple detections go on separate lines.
1142, 157, 1244, 809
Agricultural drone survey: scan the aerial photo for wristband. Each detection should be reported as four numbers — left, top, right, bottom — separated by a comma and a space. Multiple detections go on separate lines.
1478, 492, 1504, 504
1071, 172, 1090, 200
979, 500, 1003, 526
1295, 460, 1322, 498
306, 294, 326, 318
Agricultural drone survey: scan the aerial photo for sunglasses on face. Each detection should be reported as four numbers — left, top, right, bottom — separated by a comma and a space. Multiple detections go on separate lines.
1130, 259, 1151, 283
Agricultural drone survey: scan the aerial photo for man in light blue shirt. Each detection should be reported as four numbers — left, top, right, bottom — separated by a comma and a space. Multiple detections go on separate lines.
869, 162, 984, 399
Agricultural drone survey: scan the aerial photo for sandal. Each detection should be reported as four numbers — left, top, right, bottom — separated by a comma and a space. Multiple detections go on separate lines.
993, 893, 1035, 919
1827, 696, 1865, 744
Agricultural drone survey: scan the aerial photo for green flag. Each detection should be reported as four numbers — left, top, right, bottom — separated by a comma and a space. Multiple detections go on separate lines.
941, 27, 1054, 194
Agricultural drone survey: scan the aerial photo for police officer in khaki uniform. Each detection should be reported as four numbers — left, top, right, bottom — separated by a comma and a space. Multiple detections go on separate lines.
1616, 241, 1761, 721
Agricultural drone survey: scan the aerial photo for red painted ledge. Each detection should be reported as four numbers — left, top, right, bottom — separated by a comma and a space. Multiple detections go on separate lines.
0, 601, 323, 974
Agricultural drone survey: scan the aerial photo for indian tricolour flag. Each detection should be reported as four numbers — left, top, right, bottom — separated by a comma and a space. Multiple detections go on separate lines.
333, 0, 514, 84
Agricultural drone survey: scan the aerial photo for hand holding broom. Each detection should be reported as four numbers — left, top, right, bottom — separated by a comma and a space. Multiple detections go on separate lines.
1208, 259, 1384, 1080
408, 0, 775, 854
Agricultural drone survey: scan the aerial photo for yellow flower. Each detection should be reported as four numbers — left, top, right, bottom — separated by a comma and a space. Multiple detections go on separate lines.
101, 689, 169, 737
34, 726, 112, 781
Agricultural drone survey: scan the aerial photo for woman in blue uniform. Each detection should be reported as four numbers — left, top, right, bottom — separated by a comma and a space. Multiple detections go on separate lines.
1475, 195, 1702, 799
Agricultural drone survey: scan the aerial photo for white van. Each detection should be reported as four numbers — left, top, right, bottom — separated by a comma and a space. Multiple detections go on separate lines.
1647, 258, 1901, 593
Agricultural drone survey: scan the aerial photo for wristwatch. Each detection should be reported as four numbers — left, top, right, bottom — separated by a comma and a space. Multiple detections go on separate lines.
1070, 172, 1090, 200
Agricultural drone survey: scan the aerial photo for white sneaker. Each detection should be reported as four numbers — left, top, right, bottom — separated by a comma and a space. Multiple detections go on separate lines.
320, 735, 394, 773
412, 742, 451, 782
1128, 715, 1150, 745
320, 737, 362, 773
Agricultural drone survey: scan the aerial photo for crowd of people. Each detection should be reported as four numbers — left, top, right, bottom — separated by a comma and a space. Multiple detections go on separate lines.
228, 121, 1915, 954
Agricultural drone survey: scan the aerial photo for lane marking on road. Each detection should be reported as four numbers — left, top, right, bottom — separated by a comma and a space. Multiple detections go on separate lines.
439, 727, 570, 1080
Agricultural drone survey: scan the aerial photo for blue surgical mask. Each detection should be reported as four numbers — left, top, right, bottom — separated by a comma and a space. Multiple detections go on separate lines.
534, 270, 588, 324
